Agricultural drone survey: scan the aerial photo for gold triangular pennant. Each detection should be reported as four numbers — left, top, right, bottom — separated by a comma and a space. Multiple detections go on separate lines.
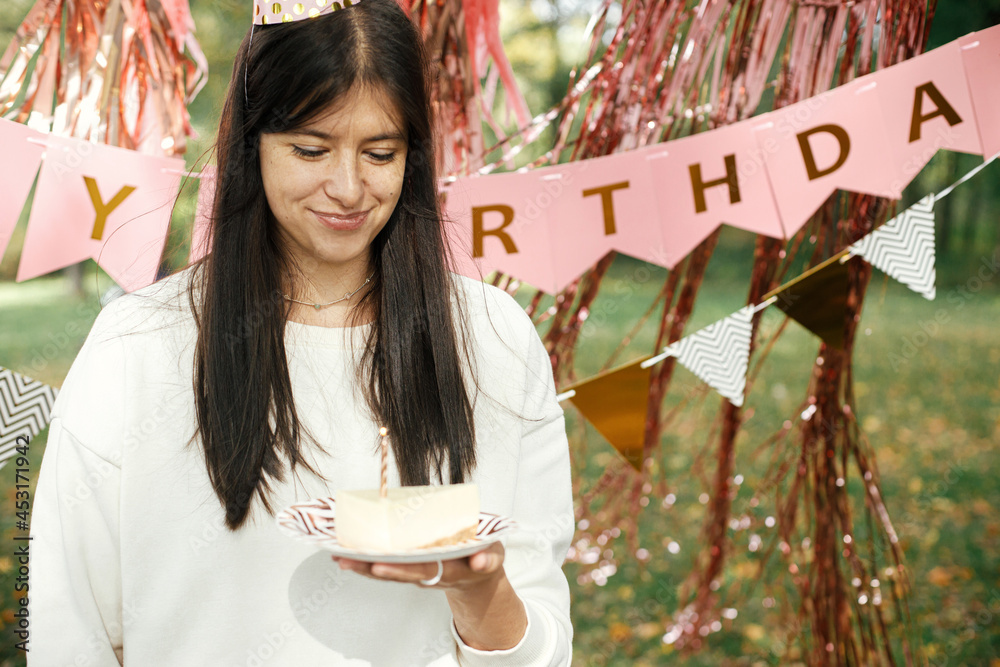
765, 251, 856, 349
563, 357, 652, 471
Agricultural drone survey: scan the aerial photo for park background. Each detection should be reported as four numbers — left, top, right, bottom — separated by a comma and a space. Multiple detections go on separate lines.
1, 0, 998, 664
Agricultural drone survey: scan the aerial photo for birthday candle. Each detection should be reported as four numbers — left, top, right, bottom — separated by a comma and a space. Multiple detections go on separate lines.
379, 427, 388, 499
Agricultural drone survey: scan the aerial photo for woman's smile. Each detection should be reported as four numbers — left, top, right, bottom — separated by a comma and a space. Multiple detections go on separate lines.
311, 208, 370, 231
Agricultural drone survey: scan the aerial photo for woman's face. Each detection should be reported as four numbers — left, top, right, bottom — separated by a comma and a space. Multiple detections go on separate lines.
259, 86, 408, 281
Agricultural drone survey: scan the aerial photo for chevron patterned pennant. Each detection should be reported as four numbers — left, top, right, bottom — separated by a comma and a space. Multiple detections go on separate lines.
849, 194, 937, 300
664, 306, 754, 407
0, 367, 58, 470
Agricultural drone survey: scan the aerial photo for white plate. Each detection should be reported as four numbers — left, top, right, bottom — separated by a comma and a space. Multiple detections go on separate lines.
275, 497, 517, 564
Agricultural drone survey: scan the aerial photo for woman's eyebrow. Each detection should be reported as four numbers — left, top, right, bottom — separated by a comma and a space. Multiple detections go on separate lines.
290, 128, 406, 143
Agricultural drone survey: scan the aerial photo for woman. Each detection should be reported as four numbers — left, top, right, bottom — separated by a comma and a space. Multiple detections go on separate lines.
28, 0, 573, 664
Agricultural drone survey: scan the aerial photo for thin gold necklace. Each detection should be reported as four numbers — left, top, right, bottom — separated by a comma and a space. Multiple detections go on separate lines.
283, 272, 374, 310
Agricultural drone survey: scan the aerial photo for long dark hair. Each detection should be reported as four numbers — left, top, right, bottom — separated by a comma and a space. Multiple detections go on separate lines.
189, 0, 476, 530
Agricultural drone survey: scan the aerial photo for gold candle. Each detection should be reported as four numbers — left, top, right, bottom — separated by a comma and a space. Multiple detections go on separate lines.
379, 427, 388, 499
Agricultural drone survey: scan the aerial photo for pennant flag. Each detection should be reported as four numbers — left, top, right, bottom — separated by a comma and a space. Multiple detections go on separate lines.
769, 253, 854, 349
547, 150, 667, 279
754, 81, 898, 236
664, 306, 754, 407
17, 135, 185, 292
0, 119, 46, 259
564, 357, 653, 471
961, 25, 1000, 159
443, 170, 560, 292
645, 119, 786, 264
849, 194, 936, 300
0, 367, 58, 471
874, 40, 984, 189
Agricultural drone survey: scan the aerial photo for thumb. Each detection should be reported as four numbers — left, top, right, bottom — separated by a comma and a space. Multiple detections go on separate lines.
470, 551, 492, 571
470, 545, 502, 572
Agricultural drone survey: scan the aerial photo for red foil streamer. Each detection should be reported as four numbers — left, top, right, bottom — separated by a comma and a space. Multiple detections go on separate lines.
0, 0, 207, 156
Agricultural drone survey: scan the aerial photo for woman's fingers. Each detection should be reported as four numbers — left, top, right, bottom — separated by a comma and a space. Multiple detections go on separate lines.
331, 542, 505, 588
468, 542, 503, 573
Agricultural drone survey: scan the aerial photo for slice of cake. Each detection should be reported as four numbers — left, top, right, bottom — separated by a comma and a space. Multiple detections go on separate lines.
335, 483, 479, 551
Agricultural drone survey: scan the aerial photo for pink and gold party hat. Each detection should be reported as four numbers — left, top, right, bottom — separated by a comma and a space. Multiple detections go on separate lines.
253, 0, 363, 25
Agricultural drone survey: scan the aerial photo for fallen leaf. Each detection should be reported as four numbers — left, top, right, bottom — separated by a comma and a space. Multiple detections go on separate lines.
609, 621, 633, 643
927, 566, 953, 587
636, 622, 662, 640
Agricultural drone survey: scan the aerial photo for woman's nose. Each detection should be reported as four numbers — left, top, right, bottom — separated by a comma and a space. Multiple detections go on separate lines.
323, 153, 364, 208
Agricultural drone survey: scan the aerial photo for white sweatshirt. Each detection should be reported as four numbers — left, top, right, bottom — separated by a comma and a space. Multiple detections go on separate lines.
28, 266, 574, 666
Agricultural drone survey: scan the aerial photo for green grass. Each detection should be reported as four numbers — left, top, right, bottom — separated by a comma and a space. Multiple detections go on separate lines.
0, 256, 998, 665
557, 254, 1000, 666
0, 273, 106, 666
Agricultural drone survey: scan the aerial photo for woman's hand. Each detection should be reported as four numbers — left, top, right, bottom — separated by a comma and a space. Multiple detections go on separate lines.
332, 542, 528, 650
332, 541, 504, 591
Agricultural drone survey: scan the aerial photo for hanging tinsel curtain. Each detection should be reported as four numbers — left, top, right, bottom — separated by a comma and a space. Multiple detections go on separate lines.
417, 0, 936, 664
0, 0, 207, 155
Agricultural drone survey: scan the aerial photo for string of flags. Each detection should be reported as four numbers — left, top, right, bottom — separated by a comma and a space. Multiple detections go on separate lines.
0, 21, 997, 469
0, 368, 58, 471
556, 163, 989, 469
0, 155, 993, 467
2, 25, 1000, 294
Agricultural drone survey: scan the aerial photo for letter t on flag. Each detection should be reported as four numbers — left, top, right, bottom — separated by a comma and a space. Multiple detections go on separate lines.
17, 136, 185, 292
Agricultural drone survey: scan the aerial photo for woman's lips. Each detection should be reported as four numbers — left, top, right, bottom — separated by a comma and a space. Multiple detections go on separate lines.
312, 209, 369, 231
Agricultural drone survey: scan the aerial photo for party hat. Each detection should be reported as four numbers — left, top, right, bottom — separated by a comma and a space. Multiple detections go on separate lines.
253, 0, 363, 25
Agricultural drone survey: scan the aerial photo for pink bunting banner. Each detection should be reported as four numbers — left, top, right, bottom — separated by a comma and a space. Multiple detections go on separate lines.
2, 27, 998, 295
17, 136, 184, 292
0, 120, 46, 260
961, 25, 1000, 159
441, 30, 996, 291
